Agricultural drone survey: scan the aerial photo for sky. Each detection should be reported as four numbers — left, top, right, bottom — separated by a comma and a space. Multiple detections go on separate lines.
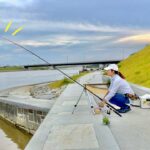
0, 0, 150, 66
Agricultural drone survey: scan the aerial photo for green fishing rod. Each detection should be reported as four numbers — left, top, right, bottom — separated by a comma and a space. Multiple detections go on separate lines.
2, 37, 122, 117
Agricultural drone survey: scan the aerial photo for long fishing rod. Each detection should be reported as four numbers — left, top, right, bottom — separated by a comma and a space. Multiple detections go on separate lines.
2, 37, 122, 117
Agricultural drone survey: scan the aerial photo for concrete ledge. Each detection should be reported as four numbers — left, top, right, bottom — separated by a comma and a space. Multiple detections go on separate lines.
0, 97, 53, 112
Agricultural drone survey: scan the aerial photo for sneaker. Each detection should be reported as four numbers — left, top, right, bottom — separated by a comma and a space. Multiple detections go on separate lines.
117, 106, 131, 113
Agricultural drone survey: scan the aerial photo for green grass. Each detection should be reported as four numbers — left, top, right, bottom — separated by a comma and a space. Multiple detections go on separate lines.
48, 71, 89, 89
0, 66, 51, 72
0, 66, 77, 72
118, 45, 150, 88
0, 66, 24, 72
103, 116, 110, 125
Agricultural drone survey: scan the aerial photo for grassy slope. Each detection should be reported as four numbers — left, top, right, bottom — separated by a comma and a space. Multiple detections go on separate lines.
119, 45, 150, 88
48, 71, 89, 89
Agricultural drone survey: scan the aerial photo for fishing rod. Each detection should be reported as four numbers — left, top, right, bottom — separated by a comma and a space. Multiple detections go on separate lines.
2, 37, 122, 117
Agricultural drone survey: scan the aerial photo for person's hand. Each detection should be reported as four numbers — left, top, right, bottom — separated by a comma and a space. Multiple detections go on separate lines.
99, 101, 106, 107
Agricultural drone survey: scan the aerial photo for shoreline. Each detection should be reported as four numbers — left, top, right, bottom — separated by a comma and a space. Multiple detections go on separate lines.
0, 82, 66, 135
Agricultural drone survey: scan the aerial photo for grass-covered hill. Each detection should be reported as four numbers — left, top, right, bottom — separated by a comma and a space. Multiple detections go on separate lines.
118, 45, 150, 88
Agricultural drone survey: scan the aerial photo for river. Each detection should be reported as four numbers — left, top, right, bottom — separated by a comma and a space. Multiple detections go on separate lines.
0, 68, 81, 90
0, 118, 32, 150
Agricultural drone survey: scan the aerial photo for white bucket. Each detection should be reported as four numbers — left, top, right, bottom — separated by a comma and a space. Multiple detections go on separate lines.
139, 94, 150, 108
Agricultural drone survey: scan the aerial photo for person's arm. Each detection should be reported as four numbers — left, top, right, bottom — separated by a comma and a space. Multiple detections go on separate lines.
99, 80, 120, 107
103, 91, 109, 100
103, 80, 120, 102
99, 89, 109, 107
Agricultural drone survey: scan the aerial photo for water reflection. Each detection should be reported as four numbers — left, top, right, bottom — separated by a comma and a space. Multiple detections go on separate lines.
0, 118, 32, 150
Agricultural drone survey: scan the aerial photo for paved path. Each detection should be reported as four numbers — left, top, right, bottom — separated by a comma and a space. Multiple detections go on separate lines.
109, 83, 150, 150
110, 107, 150, 150
25, 72, 120, 150
25, 72, 150, 150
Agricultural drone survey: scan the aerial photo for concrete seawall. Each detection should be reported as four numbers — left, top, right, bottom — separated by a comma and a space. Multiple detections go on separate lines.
0, 100, 48, 134
0, 83, 64, 134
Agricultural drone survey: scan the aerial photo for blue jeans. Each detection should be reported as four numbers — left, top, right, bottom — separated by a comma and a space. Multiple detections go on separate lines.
109, 93, 130, 109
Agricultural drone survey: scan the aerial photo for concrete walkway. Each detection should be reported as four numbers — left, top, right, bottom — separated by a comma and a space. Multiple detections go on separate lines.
25, 72, 150, 150
25, 72, 120, 150
109, 83, 150, 150
110, 107, 150, 150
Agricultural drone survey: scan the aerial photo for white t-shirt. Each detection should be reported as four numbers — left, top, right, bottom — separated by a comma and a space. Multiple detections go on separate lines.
105, 74, 134, 101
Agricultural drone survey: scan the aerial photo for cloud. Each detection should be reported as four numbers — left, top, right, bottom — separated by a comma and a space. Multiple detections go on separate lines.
1, 0, 150, 65
16, 34, 113, 48
116, 33, 150, 43
18, 36, 80, 47
18, 40, 52, 47
0, 0, 33, 7
23, 21, 138, 33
